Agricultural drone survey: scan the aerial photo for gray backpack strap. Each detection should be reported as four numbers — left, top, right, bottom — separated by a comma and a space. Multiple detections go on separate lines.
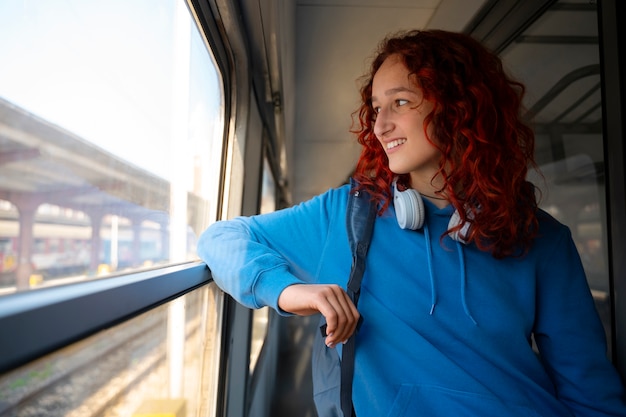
312, 179, 376, 417
345, 178, 377, 305
341, 178, 377, 417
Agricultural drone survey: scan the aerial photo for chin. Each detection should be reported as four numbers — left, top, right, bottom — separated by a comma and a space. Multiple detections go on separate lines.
387, 164, 411, 175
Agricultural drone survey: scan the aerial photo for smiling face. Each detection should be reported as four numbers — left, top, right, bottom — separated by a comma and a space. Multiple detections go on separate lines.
371, 54, 442, 191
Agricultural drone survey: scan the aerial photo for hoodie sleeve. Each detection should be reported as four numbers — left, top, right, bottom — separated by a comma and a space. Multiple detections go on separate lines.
534, 220, 626, 416
197, 186, 349, 314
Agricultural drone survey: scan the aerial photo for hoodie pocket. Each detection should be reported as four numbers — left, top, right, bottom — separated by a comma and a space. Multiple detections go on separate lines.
386, 384, 542, 417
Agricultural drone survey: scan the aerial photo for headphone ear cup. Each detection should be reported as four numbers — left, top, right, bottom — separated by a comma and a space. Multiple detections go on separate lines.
447, 209, 471, 243
393, 182, 425, 230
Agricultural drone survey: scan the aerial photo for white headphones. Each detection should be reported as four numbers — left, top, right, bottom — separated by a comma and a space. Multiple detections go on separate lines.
392, 180, 470, 243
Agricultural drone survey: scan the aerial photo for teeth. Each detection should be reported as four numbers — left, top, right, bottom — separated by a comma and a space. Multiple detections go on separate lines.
387, 139, 406, 150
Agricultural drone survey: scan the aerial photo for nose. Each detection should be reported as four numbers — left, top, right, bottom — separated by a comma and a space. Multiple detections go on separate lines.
373, 108, 393, 139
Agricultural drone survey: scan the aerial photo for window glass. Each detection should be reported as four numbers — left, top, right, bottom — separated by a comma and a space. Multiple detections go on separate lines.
501, 1, 611, 351
0, 282, 224, 417
0, 0, 224, 294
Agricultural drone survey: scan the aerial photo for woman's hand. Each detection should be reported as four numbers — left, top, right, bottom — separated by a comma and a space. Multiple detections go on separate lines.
278, 284, 360, 348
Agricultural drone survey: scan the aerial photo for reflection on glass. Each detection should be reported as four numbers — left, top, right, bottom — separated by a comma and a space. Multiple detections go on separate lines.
0, 283, 223, 417
250, 307, 270, 374
501, 2, 611, 349
0, 0, 224, 294
260, 157, 277, 215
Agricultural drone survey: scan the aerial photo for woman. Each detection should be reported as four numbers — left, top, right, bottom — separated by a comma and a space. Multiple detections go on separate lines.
198, 30, 626, 416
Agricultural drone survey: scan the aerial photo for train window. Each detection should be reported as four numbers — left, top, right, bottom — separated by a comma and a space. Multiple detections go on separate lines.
249, 157, 277, 373
500, 1, 612, 350
0, 0, 224, 294
0, 281, 224, 417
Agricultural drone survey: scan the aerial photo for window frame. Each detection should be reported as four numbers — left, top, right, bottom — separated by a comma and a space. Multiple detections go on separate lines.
0, 0, 234, 385
0, 262, 212, 374
597, 0, 626, 376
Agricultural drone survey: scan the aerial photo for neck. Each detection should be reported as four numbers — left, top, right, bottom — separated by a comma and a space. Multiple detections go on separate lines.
420, 191, 450, 209
408, 172, 448, 201
420, 192, 447, 200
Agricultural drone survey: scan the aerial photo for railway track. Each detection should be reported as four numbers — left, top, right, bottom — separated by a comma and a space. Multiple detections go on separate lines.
0, 295, 205, 417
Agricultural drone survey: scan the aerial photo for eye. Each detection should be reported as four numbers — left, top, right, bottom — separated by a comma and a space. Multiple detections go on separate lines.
370, 105, 380, 121
395, 99, 409, 107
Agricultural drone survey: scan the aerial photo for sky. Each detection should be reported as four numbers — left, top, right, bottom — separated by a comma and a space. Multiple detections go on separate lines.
0, 0, 222, 182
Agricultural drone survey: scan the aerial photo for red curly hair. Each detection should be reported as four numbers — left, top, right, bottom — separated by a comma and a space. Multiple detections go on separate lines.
352, 29, 539, 258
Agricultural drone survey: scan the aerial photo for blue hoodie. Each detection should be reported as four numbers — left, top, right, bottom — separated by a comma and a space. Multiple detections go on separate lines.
197, 183, 626, 417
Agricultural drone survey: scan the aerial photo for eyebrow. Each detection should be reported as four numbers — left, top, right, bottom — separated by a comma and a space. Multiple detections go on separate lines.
371, 86, 418, 102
